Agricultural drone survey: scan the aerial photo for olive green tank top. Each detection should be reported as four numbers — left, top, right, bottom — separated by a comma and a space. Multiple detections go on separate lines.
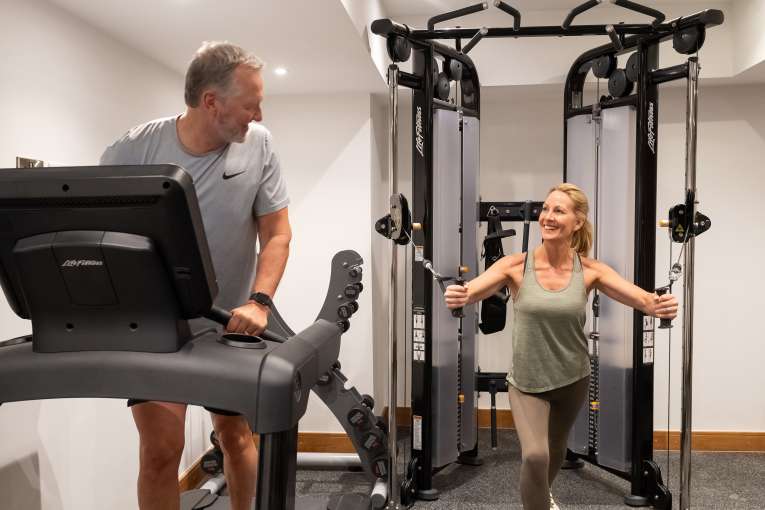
508, 251, 591, 393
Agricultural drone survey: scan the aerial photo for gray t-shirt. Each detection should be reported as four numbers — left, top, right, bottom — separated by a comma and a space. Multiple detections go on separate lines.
100, 116, 289, 311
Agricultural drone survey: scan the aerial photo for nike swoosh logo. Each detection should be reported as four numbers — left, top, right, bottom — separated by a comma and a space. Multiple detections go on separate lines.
222, 170, 246, 180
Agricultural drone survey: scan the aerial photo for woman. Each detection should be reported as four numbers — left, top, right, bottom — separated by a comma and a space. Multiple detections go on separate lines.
444, 183, 678, 510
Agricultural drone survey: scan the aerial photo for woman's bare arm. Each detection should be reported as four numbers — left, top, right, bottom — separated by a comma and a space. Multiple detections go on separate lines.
444, 253, 525, 309
586, 258, 678, 318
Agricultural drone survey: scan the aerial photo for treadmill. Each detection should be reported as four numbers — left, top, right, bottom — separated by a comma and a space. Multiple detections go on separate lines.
0, 164, 380, 510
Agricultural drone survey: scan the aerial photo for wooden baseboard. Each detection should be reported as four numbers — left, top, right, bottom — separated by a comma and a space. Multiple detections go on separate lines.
298, 432, 356, 453
179, 418, 765, 489
478, 408, 515, 429
652, 430, 765, 452
385, 406, 515, 429
387, 407, 764, 452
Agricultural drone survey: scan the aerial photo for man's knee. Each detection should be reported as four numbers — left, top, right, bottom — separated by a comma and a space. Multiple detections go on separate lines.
132, 403, 186, 473
215, 418, 255, 458
138, 432, 185, 473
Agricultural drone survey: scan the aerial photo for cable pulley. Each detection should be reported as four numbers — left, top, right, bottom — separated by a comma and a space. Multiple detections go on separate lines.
374, 193, 412, 246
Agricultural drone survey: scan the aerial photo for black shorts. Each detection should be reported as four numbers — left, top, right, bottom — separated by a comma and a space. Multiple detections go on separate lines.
127, 399, 240, 417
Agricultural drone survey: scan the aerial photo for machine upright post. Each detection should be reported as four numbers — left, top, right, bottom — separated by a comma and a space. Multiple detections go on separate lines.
255, 428, 298, 510
386, 64, 401, 510
679, 56, 699, 510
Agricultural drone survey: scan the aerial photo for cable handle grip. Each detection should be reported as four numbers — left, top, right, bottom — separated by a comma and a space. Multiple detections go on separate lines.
654, 286, 673, 329
451, 278, 466, 318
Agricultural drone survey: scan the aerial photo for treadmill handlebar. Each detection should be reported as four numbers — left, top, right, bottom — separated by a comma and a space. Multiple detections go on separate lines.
206, 250, 365, 344
205, 306, 287, 343
206, 305, 232, 327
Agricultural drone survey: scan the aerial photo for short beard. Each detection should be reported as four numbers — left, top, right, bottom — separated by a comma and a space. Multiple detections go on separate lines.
216, 117, 247, 144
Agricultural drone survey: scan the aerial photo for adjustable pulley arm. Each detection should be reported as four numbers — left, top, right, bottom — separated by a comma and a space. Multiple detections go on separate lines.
375, 193, 412, 246
659, 196, 711, 244
375, 193, 470, 319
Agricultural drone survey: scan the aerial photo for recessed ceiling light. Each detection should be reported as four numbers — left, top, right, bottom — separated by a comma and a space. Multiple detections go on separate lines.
274, 67, 288, 76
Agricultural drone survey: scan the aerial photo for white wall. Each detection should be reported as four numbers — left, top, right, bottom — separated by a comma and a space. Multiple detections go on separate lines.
654, 84, 765, 431
260, 93, 376, 433
0, 0, 185, 509
370, 92, 414, 410
370, 93, 392, 411
341, 0, 390, 83
732, 0, 765, 74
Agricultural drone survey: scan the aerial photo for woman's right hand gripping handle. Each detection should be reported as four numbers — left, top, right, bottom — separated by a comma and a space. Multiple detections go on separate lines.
444, 282, 469, 316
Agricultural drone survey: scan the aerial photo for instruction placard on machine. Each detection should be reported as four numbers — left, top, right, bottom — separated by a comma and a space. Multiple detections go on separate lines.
413, 308, 426, 362
642, 315, 655, 365
413, 415, 423, 450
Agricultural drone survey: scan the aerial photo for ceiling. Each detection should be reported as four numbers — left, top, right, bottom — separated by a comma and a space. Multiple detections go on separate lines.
46, 0, 384, 95
44, 0, 758, 91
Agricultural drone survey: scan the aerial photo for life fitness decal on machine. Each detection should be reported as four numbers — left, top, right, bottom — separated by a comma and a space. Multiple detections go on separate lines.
61, 259, 104, 267
647, 101, 657, 155
415, 106, 425, 157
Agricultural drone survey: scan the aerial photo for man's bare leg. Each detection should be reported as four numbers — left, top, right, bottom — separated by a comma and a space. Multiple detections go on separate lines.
132, 402, 187, 510
212, 413, 258, 510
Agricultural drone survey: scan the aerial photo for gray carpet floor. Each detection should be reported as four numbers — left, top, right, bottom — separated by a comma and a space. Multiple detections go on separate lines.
296, 429, 765, 509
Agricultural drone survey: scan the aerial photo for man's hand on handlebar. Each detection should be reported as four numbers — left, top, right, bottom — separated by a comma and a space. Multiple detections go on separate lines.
226, 302, 269, 336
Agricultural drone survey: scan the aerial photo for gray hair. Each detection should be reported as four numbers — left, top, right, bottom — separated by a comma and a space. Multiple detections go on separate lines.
184, 41, 264, 107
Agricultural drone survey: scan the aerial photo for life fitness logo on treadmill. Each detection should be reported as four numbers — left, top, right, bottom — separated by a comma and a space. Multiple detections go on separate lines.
647, 101, 656, 155
61, 259, 103, 268
415, 106, 425, 157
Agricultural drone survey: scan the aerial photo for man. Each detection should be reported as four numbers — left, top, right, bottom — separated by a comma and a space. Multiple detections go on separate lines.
100, 41, 291, 510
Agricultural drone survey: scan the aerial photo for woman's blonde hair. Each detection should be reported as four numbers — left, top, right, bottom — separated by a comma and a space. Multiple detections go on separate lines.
548, 183, 593, 256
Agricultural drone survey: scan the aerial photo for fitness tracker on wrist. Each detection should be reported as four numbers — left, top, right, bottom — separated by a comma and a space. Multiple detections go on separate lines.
249, 292, 272, 309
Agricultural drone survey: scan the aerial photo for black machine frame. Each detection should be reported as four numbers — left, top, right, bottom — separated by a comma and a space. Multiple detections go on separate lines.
373, 2, 722, 508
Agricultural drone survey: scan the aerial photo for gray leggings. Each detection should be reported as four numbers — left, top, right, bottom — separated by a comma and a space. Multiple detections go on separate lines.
508, 376, 590, 510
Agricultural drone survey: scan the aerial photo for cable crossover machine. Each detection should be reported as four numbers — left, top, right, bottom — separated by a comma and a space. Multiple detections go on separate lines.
372, 1, 721, 509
